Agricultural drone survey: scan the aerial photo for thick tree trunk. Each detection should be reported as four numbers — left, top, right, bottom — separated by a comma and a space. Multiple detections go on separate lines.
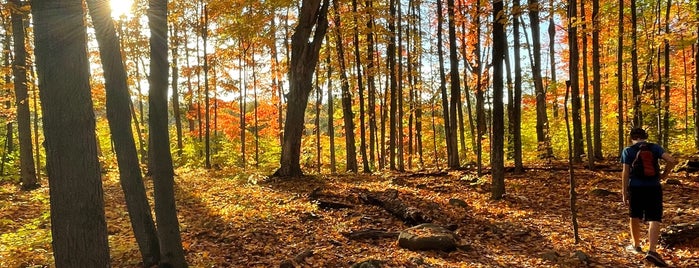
148, 0, 188, 266
10, 0, 38, 191
86, 0, 161, 266
491, 0, 506, 200
276, 0, 330, 177
32, 0, 110, 265
332, 0, 358, 173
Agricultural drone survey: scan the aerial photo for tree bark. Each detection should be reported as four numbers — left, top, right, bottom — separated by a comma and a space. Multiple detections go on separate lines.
581, 0, 594, 169
491, 0, 506, 200
170, 25, 183, 157
436, 0, 451, 169
696, 0, 699, 150
631, 0, 642, 127
275, 0, 330, 177
529, 0, 553, 158
332, 0, 358, 173
366, 0, 377, 169
447, 0, 461, 168
148, 0, 188, 266
326, 48, 337, 174
592, 0, 602, 159
32, 0, 110, 265
86, 0, 161, 266
568, 0, 583, 163
617, 0, 625, 155
353, 0, 370, 173
662, 0, 671, 148
10, 0, 38, 191
512, 0, 523, 173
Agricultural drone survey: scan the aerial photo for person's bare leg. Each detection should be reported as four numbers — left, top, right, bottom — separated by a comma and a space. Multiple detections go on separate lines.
630, 218, 642, 247
648, 221, 661, 252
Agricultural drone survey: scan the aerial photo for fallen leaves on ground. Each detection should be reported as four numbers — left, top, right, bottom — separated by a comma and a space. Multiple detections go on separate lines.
1, 162, 698, 267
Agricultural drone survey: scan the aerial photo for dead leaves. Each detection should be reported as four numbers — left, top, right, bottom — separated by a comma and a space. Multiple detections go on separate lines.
1, 164, 698, 267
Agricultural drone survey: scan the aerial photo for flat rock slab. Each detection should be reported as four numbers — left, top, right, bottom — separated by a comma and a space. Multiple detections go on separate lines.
398, 223, 456, 251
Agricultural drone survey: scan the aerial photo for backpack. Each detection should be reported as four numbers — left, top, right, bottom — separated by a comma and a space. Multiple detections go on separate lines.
630, 142, 660, 180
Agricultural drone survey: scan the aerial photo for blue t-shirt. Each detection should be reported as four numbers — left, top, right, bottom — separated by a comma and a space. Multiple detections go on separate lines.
621, 141, 665, 187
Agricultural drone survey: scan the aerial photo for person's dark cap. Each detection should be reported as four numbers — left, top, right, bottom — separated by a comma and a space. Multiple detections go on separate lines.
630, 128, 648, 140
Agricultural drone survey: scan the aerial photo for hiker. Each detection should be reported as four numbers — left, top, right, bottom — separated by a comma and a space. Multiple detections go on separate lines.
621, 128, 677, 267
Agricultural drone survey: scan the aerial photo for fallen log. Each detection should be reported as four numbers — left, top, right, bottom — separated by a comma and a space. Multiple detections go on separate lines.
358, 189, 430, 225
660, 222, 699, 247
308, 187, 354, 210
341, 229, 400, 240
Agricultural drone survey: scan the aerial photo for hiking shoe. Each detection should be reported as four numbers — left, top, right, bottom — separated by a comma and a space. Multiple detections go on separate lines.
625, 244, 643, 254
645, 251, 668, 267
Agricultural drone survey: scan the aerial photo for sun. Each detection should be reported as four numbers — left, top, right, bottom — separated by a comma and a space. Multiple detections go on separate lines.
110, 0, 134, 18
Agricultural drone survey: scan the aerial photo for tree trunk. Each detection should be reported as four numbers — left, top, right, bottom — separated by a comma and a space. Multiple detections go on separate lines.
2, 30, 13, 156
581, 0, 594, 169
436, 0, 451, 169
388, 0, 399, 170
662, 0, 671, 148
549, 0, 559, 119
564, 66, 581, 244
529, 0, 553, 159
32, 0, 110, 265
332, 0, 358, 173
475, 0, 485, 175
491, 0, 506, 200
568, 0, 583, 163
315, 71, 322, 173
617, 0, 625, 155
10, 0, 38, 190
696, 0, 699, 150
326, 49, 337, 174
170, 25, 183, 157
447, 0, 461, 168
631, 0, 642, 127
353, 0, 370, 173
203, 5, 211, 169
239, 51, 247, 168
592, 0, 602, 159
86, 0, 161, 266
148, 0, 188, 266
275, 0, 330, 177
366, 0, 377, 169
396, 0, 405, 171
512, 0, 523, 173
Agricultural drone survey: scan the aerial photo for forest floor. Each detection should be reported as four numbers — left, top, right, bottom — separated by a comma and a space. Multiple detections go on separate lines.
1, 161, 699, 267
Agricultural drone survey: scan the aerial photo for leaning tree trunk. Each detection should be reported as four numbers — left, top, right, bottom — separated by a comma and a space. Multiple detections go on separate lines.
275, 0, 330, 177
148, 0, 188, 266
10, 0, 38, 191
86, 0, 161, 266
32, 0, 110, 266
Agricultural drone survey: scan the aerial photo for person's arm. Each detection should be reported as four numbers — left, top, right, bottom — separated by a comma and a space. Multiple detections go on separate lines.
622, 164, 630, 205
660, 152, 677, 180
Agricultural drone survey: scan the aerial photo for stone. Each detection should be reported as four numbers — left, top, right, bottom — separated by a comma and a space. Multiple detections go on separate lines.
398, 223, 457, 251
